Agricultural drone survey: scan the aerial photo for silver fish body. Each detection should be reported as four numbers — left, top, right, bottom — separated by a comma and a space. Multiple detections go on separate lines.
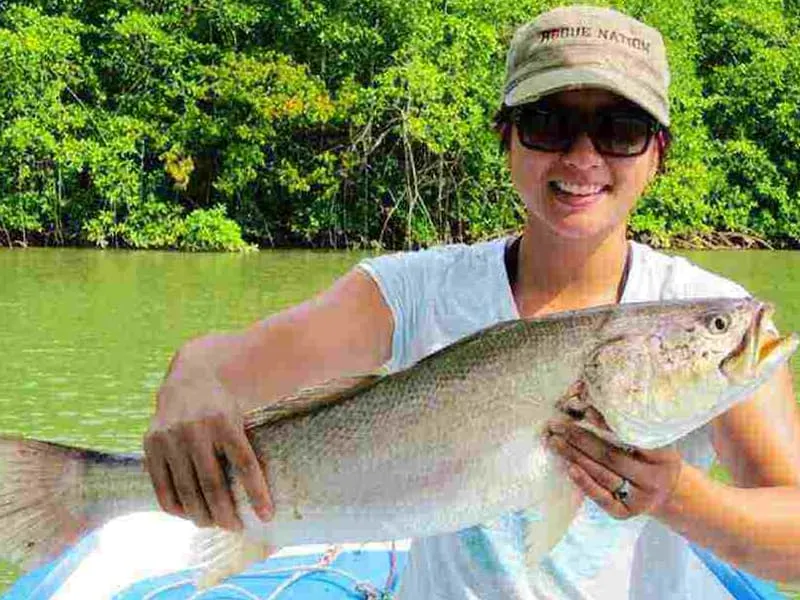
0, 297, 795, 585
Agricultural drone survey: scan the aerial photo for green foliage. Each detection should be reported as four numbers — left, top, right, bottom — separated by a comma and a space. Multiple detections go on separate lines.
696, 0, 800, 246
180, 205, 251, 251
0, 0, 798, 250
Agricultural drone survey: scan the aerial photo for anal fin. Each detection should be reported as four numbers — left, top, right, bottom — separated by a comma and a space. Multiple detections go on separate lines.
192, 527, 277, 588
523, 467, 583, 573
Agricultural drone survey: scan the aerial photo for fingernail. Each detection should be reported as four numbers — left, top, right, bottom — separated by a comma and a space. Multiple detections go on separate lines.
548, 422, 566, 434
228, 517, 244, 531
256, 505, 273, 521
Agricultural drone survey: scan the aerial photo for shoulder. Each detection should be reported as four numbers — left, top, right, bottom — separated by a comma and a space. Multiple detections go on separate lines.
356, 238, 515, 371
626, 241, 750, 303
359, 238, 507, 276
357, 238, 509, 297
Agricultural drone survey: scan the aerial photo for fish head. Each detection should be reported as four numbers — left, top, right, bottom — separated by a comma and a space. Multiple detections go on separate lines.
585, 298, 798, 449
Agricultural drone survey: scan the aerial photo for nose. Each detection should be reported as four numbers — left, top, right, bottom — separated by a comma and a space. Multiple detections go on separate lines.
563, 132, 603, 169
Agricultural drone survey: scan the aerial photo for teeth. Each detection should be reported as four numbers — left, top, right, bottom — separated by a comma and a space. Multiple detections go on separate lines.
553, 181, 607, 196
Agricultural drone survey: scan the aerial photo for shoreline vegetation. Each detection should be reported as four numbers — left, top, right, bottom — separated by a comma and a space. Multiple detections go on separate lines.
0, 229, 780, 252
0, 0, 798, 252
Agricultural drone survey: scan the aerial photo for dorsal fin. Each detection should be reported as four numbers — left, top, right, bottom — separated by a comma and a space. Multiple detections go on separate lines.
241, 318, 524, 431
242, 372, 386, 430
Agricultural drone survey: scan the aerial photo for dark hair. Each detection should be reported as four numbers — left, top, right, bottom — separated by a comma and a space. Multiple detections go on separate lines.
492, 104, 673, 174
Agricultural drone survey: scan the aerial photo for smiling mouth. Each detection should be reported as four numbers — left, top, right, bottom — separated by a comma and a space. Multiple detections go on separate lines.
549, 181, 612, 198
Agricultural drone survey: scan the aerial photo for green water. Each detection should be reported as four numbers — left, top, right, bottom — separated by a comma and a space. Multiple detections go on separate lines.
0, 248, 370, 453
1, 247, 799, 597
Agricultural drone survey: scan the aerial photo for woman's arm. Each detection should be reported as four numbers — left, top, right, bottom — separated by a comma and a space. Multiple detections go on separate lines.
712, 363, 800, 488
215, 267, 394, 409
656, 363, 800, 581
144, 267, 394, 530
547, 363, 800, 582
656, 465, 800, 581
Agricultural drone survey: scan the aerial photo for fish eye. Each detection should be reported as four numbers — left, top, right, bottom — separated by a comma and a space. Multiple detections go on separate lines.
706, 313, 731, 334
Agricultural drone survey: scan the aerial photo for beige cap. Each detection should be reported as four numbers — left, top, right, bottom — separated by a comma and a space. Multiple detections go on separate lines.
502, 5, 671, 127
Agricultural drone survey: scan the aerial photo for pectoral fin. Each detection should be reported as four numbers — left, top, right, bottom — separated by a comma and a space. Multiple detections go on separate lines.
556, 378, 634, 451
555, 381, 591, 420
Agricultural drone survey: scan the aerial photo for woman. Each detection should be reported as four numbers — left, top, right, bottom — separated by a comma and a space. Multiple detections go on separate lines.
144, 6, 800, 598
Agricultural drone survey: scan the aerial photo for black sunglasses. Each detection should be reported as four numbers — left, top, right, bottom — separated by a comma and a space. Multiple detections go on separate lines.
512, 103, 661, 157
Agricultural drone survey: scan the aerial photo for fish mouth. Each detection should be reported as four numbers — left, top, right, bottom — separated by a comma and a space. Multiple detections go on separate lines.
721, 302, 799, 384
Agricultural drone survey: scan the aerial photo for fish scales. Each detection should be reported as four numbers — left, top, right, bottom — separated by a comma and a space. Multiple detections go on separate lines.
254, 317, 581, 544
0, 298, 795, 587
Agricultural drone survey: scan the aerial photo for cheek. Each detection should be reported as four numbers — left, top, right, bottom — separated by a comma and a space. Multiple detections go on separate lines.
608, 154, 657, 212
509, 143, 554, 201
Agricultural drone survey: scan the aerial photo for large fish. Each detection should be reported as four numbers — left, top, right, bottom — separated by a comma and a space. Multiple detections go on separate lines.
0, 298, 796, 587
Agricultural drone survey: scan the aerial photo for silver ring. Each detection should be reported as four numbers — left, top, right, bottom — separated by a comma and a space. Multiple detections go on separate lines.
612, 478, 632, 504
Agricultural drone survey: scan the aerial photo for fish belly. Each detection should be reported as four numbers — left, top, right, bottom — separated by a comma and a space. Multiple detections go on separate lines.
247, 365, 572, 547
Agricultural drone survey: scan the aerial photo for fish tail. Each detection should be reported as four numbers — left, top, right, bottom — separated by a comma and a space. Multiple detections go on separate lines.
0, 435, 152, 569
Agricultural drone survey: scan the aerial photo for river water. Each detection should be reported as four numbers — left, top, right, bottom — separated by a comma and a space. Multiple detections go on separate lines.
1, 247, 798, 597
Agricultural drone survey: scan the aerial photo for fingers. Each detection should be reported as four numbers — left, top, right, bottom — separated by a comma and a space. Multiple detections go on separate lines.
547, 428, 636, 519
143, 441, 183, 517
546, 418, 684, 518
146, 429, 211, 526
189, 435, 243, 531
565, 463, 631, 519
548, 434, 624, 491
548, 421, 645, 483
145, 417, 273, 530
163, 435, 213, 527
218, 421, 273, 521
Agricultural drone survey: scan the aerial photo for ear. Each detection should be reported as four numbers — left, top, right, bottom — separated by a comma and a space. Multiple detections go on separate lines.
506, 127, 515, 169
502, 122, 513, 152
646, 143, 659, 183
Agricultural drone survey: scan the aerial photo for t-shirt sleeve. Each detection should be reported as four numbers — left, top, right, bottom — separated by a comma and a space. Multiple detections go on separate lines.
663, 255, 750, 300
356, 240, 515, 373
656, 252, 779, 334
625, 243, 748, 304
357, 250, 427, 373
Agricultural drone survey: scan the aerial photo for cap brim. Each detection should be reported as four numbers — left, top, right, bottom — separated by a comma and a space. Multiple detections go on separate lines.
504, 66, 670, 127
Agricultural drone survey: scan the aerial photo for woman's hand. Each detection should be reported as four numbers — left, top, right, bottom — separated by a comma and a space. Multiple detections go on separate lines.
144, 334, 273, 530
546, 410, 683, 519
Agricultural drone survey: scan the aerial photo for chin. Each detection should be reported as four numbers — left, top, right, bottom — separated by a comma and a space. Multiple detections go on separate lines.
524, 193, 630, 242
543, 211, 619, 241
549, 223, 610, 241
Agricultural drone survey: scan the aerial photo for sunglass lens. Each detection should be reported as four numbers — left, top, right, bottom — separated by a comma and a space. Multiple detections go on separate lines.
595, 115, 650, 156
514, 106, 655, 156
517, 109, 571, 152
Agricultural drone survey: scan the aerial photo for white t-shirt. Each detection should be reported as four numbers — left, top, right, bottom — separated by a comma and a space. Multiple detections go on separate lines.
359, 238, 748, 600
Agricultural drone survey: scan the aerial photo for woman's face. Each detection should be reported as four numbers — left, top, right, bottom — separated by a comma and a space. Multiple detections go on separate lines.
509, 89, 660, 241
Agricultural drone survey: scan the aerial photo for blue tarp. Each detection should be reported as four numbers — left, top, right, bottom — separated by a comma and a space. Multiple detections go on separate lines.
3, 539, 406, 600
2, 537, 787, 599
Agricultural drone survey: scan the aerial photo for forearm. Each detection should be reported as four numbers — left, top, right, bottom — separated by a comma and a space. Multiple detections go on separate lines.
656, 464, 800, 582
214, 309, 351, 411
215, 268, 392, 411
169, 328, 314, 415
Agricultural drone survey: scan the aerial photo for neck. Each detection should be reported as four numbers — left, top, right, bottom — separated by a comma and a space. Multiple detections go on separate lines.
513, 222, 630, 317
